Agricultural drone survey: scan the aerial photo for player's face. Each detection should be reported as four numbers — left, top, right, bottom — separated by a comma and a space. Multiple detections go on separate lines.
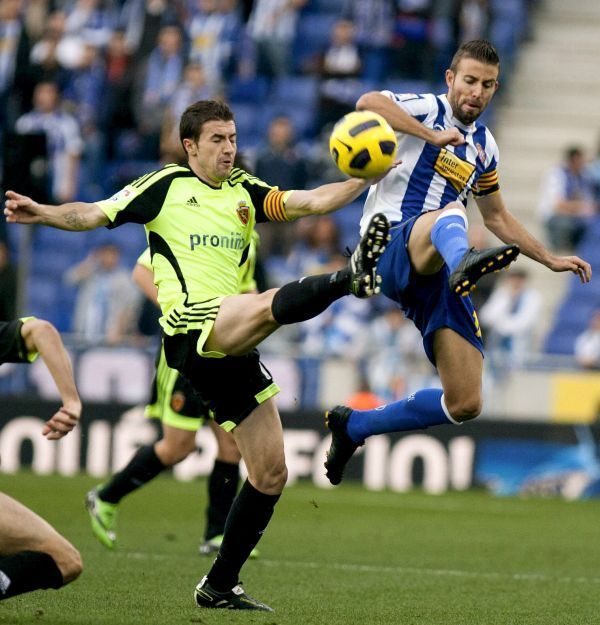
185, 119, 237, 185
445, 58, 499, 125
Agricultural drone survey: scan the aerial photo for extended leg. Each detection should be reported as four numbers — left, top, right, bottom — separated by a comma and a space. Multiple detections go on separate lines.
194, 398, 286, 611
206, 214, 390, 356
325, 328, 483, 485
86, 425, 196, 548
0, 493, 82, 599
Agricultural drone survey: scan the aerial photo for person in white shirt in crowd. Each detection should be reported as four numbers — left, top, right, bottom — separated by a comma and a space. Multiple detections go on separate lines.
574, 309, 600, 370
538, 146, 596, 252
479, 268, 542, 368
247, 0, 306, 78
15, 80, 83, 203
65, 242, 140, 344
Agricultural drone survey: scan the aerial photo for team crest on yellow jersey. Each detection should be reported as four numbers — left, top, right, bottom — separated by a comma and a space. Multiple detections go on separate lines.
434, 148, 476, 191
236, 200, 250, 225
171, 392, 185, 413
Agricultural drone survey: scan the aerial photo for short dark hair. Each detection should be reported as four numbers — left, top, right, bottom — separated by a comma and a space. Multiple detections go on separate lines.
450, 40, 500, 73
179, 100, 234, 145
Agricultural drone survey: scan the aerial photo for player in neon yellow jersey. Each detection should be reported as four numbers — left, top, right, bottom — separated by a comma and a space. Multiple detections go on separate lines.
5, 99, 392, 611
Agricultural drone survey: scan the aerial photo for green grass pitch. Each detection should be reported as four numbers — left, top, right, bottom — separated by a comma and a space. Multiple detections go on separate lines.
0, 473, 599, 625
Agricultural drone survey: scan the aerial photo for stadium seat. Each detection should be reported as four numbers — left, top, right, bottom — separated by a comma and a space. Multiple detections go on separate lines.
269, 76, 320, 108
227, 75, 270, 104
292, 14, 338, 72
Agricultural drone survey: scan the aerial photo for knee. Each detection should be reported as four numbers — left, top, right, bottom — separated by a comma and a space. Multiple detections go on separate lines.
155, 438, 196, 466
444, 394, 482, 423
251, 461, 288, 495
55, 542, 83, 585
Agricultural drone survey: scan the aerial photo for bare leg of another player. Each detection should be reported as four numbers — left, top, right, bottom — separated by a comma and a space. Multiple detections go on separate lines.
0, 493, 82, 600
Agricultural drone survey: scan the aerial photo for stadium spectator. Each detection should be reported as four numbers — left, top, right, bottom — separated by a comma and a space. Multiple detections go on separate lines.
0, 241, 17, 320
574, 309, 600, 370
346, 375, 384, 410
0, 316, 82, 601
99, 28, 136, 161
15, 80, 83, 204
479, 268, 542, 368
62, 41, 107, 199
0, 0, 34, 131
363, 305, 425, 402
587, 137, 600, 209
254, 115, 309, 256
28, 10, 67, 85
62, 0, 118, 49
321, 39, 591, 487
247, 0, 307, 79
453, 0, 490, 44
160, 62, 217, 163
131, 23, 185, 159
86, 243, 259, 558
187, 0, 241, 91
5, 98, 390, 611
65, 242, 140, 344
119, 0, 182, 62
389, 0, 435, 81
314, 18, 362, 133
538, 146, 596, 252
342, 0, 394, 82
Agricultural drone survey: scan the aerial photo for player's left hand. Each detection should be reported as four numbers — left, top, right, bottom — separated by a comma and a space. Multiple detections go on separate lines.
548, 255, 592, 283
42, 407, 80, 440
430, 128, 465, 148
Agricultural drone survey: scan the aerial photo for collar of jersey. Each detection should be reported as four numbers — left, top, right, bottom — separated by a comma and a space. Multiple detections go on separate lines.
182, 164, 224, 189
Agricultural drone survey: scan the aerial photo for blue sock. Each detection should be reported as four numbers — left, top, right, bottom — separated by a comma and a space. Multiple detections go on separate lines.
430, 212, 469, 272
346, 389, 454, 443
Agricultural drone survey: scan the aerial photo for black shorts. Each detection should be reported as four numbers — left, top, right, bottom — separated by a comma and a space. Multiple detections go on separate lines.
163, 331, 280, 431
145, 342, 211, 431
0, 320, 29, 364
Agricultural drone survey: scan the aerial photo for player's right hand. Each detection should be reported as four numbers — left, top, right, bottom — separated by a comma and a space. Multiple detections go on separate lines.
4, 190, 42, 224
430, 127, 465, 148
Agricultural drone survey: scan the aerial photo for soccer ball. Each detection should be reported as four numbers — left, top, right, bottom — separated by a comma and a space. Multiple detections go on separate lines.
329, 111, 397, 178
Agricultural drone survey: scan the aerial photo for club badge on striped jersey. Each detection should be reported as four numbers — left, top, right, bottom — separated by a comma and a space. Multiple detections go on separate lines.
475, 143, 487, 167
236, 200, 250, 225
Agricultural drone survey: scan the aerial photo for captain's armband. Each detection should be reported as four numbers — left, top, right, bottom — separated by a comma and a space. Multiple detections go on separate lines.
263, 189, 294, 222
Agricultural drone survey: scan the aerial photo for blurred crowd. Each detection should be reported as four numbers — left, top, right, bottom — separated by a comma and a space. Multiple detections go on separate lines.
2, 0, 598, 408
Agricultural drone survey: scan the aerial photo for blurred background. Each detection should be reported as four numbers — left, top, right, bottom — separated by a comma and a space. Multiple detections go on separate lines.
0, 0, 599, 499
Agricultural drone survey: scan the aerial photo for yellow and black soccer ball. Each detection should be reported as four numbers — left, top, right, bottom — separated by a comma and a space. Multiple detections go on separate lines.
329, 110, 397, 178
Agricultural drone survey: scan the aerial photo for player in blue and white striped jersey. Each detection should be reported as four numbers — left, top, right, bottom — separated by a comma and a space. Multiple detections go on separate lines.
324, 39, 593, 485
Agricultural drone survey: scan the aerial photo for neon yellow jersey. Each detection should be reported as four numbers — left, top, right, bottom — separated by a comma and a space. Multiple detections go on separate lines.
136, 247, 152, 271
136, 231, 259, 295
98, 164, 288, 335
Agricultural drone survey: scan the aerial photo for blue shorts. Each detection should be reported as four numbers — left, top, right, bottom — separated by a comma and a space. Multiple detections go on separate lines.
377, 216, 484, 366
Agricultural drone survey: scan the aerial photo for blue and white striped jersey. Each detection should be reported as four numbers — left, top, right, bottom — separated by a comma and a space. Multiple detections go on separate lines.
360, 92, 500, 234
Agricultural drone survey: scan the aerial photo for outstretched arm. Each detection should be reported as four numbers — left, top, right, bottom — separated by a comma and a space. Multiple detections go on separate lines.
283, 177, 375, 219
20, 319, 82, 440
476, 192, 592, 283
356, 91, 464, 148
4, 190, 108, 230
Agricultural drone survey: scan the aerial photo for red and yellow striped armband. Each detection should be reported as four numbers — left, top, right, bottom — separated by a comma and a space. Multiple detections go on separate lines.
263, 189, 294, 222
473, 169, 500, 197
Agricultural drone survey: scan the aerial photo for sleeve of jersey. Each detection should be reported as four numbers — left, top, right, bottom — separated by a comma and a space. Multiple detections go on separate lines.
96, 170, 176, 228
136, 247, 152, 270
248, 185, 293, 223
473, 167, 500, 197
381, 90, 437, 120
